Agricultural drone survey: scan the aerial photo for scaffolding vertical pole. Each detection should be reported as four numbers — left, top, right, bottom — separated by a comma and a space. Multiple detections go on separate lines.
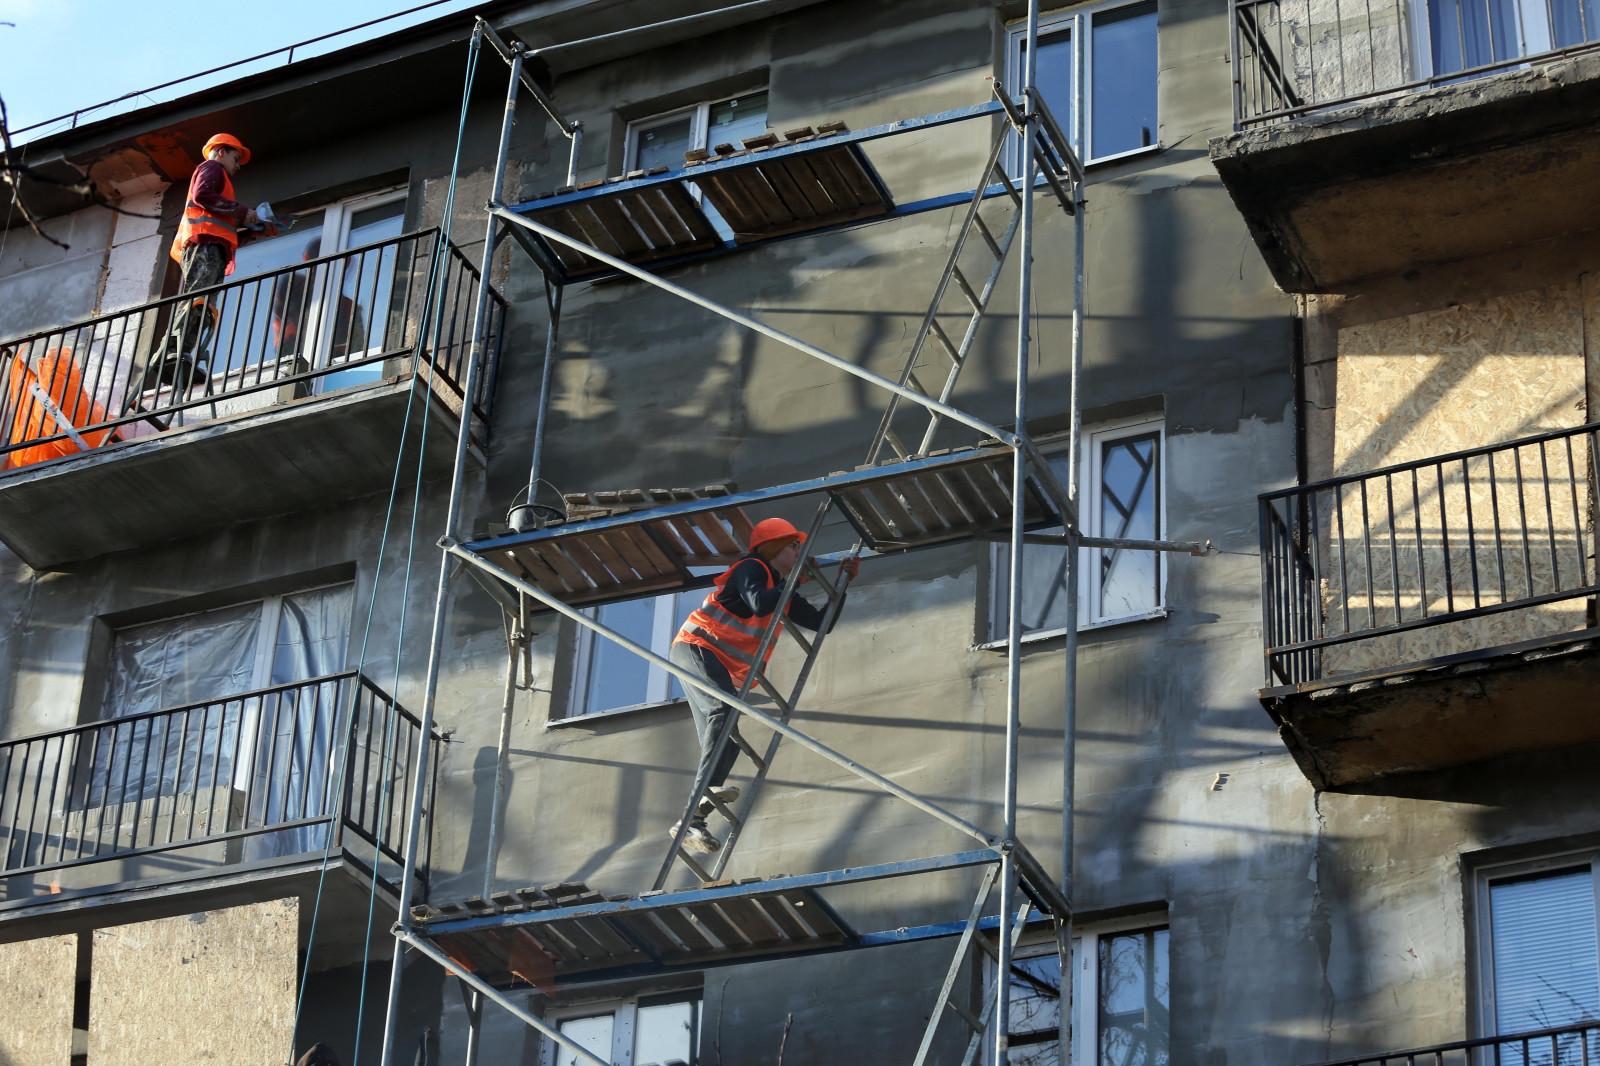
996, 1, 1042, 1061
379, 42, 526, 1066
1058, 19, 1089, 1066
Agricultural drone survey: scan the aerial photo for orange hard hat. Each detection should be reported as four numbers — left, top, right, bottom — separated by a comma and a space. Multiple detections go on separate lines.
202, 132, 251, 166
748, 517, 806, 552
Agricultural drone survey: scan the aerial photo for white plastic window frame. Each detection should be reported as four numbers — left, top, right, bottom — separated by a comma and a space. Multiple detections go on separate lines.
985, 913, 1171, 1066
1471, 848, 1600, 1039
980, 415, 1167, 648
622, 90, 769, 173
1003, 0, 1162, 170
539, 992, 702, 1066
563, 591, 694, 722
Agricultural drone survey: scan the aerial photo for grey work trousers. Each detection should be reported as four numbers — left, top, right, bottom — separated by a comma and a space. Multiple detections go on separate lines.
169, 242, 229, 363
669, 640, 740, 827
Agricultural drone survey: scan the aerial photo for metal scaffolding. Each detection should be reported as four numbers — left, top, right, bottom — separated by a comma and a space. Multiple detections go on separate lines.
374, 4, 1197, 1063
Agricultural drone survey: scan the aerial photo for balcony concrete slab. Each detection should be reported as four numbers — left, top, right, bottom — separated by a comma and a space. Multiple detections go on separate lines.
1211, 52, 1600, 293
1261, 626, 1600, 789
0, 374, 479, 570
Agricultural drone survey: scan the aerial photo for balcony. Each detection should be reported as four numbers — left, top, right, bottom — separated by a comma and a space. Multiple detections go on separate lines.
1212, 0, 1600, 291
1310, 1021, 1600, 1066
0, 230, 506, 569
0, 671, 436, 936
1259, 422, 1600, 788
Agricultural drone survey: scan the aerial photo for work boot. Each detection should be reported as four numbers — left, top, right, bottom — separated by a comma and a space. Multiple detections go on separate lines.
669, 820, 720, 853
695, 785, 741, 819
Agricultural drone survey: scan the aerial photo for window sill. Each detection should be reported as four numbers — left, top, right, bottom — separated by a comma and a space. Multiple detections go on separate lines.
547, 698, 688, 730
972, 606, 1168, 652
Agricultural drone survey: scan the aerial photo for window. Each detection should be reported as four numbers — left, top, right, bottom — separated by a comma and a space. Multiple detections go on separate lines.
1475, 852, 1600, 1061
1416, 0, 1597, 80
91, 583, 354, 854
207, 189, 408, 398
626, 91, 769, 237
566, 590, 704, 719
995, 920, 1170, 1066
1005, 2, 1159, 166
542, 993, 700, 1066
986, 418, 1166, 643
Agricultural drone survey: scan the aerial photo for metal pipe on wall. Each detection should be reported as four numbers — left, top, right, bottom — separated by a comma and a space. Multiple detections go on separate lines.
377, 42, 526, 1066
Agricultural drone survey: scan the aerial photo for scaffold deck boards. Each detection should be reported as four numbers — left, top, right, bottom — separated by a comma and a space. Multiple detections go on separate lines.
462, 444, 1057, 609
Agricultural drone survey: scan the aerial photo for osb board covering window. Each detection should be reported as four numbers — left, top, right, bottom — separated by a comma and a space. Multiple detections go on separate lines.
0, 933, 76, 1066
89, 897, 297, 1066
1327, 282, 1592, 673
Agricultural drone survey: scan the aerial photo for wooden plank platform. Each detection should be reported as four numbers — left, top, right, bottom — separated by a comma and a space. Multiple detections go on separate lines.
414, 877, 853, 987
464, 445, 1061, 610
517, 122, 892, 280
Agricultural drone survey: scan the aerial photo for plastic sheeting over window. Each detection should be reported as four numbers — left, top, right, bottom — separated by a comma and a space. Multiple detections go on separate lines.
93, 584, 353, 857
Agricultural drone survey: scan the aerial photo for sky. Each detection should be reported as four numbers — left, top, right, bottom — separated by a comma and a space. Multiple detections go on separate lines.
0, 0, 485, 140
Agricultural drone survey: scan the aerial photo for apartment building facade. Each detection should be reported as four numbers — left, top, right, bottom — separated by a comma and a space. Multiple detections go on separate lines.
0, 0, 1590, 1063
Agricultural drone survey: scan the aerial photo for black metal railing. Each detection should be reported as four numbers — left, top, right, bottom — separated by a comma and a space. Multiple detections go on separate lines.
1260, 421, 1600, 685
1232, 0, 1600, 126
0, 227, 506, 471
1308, 1020, 1600, 1066
0, 671, 437, 890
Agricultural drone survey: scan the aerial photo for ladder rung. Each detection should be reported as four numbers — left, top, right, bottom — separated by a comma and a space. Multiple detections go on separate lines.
707, 796, 741, 826
952, 267, 982, 311
785, 625, 814, 655
930, 319, 962, 362
991, 164, 1023, 205
945, 1000, 986, 1033
974, 216, 1003, 259
731, 731, 767, 769
677, 850, 713, 881
883, 428, 910, 459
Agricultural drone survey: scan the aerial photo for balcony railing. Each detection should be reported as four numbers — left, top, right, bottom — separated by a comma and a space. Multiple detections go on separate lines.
1309, 1020, 1600, 1066
0, 671, 437, 896
1260, 421, 1600, 685
1232, 0, 1600, 125
0, 228, 506, 472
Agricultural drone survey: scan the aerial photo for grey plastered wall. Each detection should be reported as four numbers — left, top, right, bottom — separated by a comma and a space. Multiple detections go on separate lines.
3, 2, 1596, 1066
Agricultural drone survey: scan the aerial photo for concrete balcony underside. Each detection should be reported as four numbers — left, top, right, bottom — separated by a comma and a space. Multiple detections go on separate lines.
1211, 52, 1600, 293
0, 373, 475, 570
1262, 627, 1600, 789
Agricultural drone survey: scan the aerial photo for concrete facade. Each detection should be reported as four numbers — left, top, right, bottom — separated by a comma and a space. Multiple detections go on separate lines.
0, 2, 1593, 1065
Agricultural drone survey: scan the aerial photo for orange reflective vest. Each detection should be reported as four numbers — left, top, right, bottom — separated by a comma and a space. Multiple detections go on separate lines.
169, 163, 240, 270
675, 555, 783, 689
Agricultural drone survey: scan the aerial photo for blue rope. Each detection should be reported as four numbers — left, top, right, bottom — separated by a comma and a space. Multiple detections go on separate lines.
289, 29, 482, 1066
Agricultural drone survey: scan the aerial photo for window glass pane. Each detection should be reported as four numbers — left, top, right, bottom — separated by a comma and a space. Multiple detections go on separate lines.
994, 457, 1074, 638
319, 199, 407, 390
203, 223, 324, 382
634, 1000, 696, 1066
1032, 29, 1076, 138
1099, 927, 1170, 1066
554, 1014, 614, 1066
1090, 2, 1158, 158
581, 600, 657, 713
1490, 869, 1600, 1052
1428, 0, 1521, 73
633, 115, 695, 171
665, 589, 706, 702
707, 91, 769, 148
1008, 949, 1065, 1065
1099, 433, 1159, 619
1551, 0, 1600, 48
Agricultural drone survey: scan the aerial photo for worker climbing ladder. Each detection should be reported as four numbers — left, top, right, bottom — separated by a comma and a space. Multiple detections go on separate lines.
370, 5, 1211, 1064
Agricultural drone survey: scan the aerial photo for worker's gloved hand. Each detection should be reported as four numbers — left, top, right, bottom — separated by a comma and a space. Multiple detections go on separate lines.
242, 207, 261, 226
841, 557, 861, 581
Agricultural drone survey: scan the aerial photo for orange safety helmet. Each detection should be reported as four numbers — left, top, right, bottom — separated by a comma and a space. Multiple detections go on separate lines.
747, 517, 806, 552
201, 132, 251, 166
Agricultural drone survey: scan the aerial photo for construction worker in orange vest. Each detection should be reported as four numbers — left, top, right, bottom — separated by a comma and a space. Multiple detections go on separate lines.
668, 517, 859, 853
160, 133, 258, 386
